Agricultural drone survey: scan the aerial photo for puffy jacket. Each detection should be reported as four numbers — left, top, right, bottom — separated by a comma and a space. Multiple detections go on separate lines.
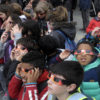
86, 17, 100, 33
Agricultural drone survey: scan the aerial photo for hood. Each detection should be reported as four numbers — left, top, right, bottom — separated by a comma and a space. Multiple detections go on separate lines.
53, 22, 76, 40
94, 17, 100, 21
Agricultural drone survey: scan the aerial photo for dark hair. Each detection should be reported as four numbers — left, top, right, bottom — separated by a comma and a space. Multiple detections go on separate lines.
9, 14, 22, 26
16, 37, 39, 52
76, 40, 95, 52
21, 50, 45, 70
32, 0, 40, 10
49, 61, 84, 93
22, 19, 41, 41
38, 35, 59, 55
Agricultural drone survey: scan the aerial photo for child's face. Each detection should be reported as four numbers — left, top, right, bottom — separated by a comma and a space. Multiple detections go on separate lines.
37, 12, 46, 19
47, 73, 68, 96
15, 44, 28, 57
19, 63, 34, 83
75, 44, 94, 66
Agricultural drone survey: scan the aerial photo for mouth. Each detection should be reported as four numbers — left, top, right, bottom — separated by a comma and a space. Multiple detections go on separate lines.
80, 57, 87, 62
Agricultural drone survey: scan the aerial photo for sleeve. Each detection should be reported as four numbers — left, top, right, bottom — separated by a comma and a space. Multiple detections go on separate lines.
86, 19, 94, 34
0, 41, 5, 58
24, 83, 48, 100
8, 75, 23, 99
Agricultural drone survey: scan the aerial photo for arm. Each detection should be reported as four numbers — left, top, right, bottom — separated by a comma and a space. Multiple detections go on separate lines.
8, 74, 23, 99
86, 19, 95, 34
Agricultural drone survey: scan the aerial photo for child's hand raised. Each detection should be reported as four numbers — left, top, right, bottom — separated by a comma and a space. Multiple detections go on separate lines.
91, 27, 100, 37
27, 68, 40, 83
0, 31, 8, 43
59, 50, 71, 60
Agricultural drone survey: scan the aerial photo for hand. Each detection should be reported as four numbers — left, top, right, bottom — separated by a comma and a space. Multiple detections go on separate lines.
59, 50, 71, 60
27, 68, 40, 83
91, 27, 100, 37
0, 31, 8, 43
11, 24, 22, 35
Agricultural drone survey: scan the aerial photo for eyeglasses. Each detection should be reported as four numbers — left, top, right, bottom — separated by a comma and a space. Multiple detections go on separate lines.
74, 50, 94, 55
21, 68, 34, 74
15, 45, 27, 50
48, 73, 65, 86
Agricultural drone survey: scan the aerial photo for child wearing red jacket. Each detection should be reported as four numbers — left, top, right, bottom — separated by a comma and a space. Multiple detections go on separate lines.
8, 51, 48, 100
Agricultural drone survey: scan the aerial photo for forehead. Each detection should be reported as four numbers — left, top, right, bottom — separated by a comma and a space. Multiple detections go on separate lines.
78, 43, 92, 50
52, 73, 65, 80
19, 62, 33, 69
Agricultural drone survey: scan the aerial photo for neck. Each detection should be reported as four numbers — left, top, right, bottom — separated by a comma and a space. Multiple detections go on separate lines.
57, 92, 70, 100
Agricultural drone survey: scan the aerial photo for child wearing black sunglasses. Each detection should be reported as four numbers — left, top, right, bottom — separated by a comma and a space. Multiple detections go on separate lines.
73, 40, 100, 100
47, 61, 94, 100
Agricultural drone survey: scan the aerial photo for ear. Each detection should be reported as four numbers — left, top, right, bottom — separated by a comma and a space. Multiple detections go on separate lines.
67, 84, 76, 93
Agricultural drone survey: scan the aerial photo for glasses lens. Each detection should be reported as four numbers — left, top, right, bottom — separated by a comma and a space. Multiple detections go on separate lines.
53, 77, 61, 82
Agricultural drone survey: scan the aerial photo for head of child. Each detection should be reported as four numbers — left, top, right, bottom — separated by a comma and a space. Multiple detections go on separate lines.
38, 35, 59, 56
47, 61, 83, 100
74, 41, 96, 66
14, 37, 38, 59
34, 1, 52, 19
18, 50, 45, 83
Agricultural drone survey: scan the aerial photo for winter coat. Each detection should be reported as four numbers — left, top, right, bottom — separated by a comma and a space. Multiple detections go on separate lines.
8, 70, 48, 100
86, 17, 100, 33
49, 22, 76, 49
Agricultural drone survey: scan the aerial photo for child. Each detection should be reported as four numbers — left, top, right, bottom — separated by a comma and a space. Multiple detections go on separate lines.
73, 41, 100, 100
8, 50, 48, 100
47, 61, 94, 100
86, 10, 100, 34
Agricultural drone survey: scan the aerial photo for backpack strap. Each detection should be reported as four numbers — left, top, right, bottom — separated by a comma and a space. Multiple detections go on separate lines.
56, 30, 76, 51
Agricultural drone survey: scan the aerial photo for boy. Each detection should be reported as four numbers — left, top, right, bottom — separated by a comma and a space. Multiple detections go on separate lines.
47, 61, 95, 100
8, 50, 48, 100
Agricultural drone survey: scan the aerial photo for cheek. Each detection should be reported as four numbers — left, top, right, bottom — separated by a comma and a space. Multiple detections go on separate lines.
86, 56, 93, 62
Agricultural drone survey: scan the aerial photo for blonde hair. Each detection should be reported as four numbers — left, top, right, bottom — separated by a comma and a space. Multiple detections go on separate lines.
46, 6, 68, 22
10, 3, 22, 15
35, 1, 52, 13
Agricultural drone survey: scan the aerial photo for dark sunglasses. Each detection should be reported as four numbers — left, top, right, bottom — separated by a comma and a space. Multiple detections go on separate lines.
15, 46, 27, 50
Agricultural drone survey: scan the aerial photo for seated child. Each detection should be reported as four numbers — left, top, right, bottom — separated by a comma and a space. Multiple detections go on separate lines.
73, 40, 100, 100
8, 50, 48, 100
47, 61, 94, 100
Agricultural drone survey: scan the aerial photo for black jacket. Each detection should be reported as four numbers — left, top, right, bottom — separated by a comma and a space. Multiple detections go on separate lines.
50, 22, 76, 48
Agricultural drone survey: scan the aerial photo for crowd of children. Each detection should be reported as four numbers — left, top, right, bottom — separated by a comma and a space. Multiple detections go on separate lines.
0, 0, 99, 100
